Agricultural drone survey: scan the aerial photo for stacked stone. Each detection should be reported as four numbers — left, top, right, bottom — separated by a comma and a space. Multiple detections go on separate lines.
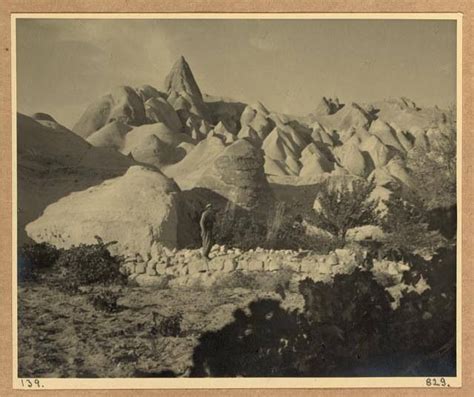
124, 244, 372, 288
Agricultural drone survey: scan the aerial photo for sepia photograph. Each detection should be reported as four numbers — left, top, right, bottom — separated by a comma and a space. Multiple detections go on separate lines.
12, 14, 461, 388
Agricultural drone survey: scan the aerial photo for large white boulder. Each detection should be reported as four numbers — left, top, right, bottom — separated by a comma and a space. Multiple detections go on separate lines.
25, 166, 195, 259
17, 113, 135, 246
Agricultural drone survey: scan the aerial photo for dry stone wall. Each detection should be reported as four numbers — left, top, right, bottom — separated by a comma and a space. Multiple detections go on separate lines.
127, 244, 395, 286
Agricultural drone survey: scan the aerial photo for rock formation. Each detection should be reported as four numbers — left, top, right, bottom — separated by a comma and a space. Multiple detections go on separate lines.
73, 86, 146, 138
144, 96, 183, 132
299, 143, 334, 178
314, 96, 343, 115
17, 113, 135, 245
25, 166, 196, 259
86, 121, 132, 151
262, 125, 310, 176
196, 139, 274, 211
121, 123, 194, 167
165, 56, 209, 123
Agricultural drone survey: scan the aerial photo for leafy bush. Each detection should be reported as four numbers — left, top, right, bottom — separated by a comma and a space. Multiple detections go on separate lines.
269, 217, 343, 253
298, 269, 393, 363
391, 246, 456, 355
380, 192, 447, 259
191, 263, 456, 377
407, 108, 456, 210
88, 288, 121, 313
213, 209, 268, 250
152, 312, 183, 337
313, 178, 379, 243
18, 242, 61, 282
53, 237, 127, 293
213, 200, 342, 253
191, 299, 305, 376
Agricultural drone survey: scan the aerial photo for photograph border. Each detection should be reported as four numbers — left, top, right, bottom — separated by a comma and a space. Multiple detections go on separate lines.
1, 2, 472, 395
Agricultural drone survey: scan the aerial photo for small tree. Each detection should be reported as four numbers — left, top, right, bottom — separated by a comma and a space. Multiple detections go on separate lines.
380, 192, 446, 259
407, 106, 456, 210
312, 178, 378, 243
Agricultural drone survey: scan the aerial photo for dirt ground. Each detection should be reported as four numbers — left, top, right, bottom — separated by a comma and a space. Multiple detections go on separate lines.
18, 281, 304, 378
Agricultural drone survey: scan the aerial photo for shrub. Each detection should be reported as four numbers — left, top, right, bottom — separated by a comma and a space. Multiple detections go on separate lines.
298, 269, 393, 363
192, 270, 394, 377
88, 288, 121, 313
213, 209, 268, 250
269, 217, 343, 253
407, 107, 456, 210
53, 237, 127, 293
191, 299, 305, 376
152, 312, 183, 337
380, 192, 447, 259
313, 178, 379, 243
214, 199, 343, 253
18, 242, 61, 282
391, 246, 456, 351
191, 264, 456, 377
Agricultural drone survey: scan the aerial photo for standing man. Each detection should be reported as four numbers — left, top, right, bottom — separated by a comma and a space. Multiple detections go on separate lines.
200, 203, 215, 260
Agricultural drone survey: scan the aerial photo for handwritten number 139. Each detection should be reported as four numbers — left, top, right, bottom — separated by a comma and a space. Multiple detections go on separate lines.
20, 378, 43, 388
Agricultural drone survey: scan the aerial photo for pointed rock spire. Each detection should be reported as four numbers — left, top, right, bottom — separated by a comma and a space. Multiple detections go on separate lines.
164, 56, 203, 100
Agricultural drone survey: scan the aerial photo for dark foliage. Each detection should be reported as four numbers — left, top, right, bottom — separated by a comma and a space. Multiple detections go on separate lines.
191, 262, 456, 377
272, 217, 343, 253
380, 192, 447, 259
191, 299, 305, 377
88, 288, 121, 313
407, 108, 456, 210
152, 312, 183, 337
18, 242, 61, 282
213, 208, 268, 250
390, 246, 456, 371
298, 269, 393, 369
427, 205, 457, 240
313, 179, 378, 243
53, 237, 127, 294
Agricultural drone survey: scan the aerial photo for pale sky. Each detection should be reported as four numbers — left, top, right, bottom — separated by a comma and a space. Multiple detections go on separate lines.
16, 18, 456, 128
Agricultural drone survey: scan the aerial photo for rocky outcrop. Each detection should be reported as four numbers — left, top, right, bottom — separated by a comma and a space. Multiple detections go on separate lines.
121, 123, 194, 167
26, 166, 196, 259
73, 86, 146, 138
237, 125, 261, 145
239, 102, 275, 141
31, 112, 56, 122
86, 121, 132, 151
314, 96, 342, 115
164, 136, 227, 190
262, 125, 310, 176
318, 102, 372, 135
144, 96, 183, 132
299, 143, 334, 178
335, 142, 373, 178
165, 56, 209, 123
196, 139, 274, 211
165, 56, 203, 100
17, 113, 135, 245
135, 84, 166, 102
359, 135, 393, 168
212, 121, 238, 143
369, 119, 405, 152
205, 95, 246, 134
310, 121, 334, 146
